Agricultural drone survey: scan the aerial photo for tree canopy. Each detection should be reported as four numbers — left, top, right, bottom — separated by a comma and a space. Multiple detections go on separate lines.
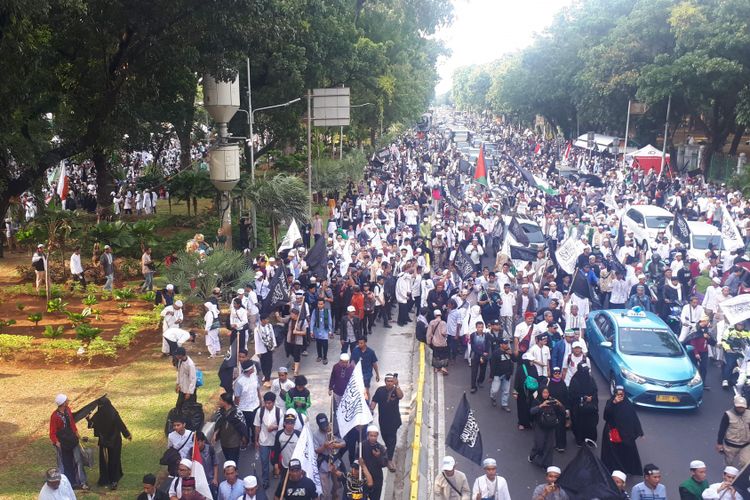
450, 0, 750, 175
0, 0, 452, 222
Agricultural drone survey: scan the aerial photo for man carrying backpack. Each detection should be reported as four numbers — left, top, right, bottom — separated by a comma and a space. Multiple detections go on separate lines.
253, 393, 282, 490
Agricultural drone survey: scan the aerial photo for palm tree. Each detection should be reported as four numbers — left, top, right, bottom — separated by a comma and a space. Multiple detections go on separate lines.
168, 169, 213, 216
244, 174, 309, 250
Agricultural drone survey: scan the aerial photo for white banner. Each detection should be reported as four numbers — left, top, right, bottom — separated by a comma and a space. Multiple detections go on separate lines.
291, 423, 323, 495
720, 294, 750, 327
555, 236, 583, 275
721, 205, 745, 252
278, 219, 302, 253
336, 361, 373, 438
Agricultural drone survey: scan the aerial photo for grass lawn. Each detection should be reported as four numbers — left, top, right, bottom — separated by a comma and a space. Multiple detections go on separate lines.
0, 353, 221, 499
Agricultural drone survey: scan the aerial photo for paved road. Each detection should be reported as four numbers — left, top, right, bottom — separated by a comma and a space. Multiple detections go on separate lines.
432, 353, 730, 498
209, 319, 419, 499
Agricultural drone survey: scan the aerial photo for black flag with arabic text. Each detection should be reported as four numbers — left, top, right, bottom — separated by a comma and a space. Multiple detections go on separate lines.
446, 393, 484, 466
453, 248, 476, 280
261, 267, 289, 315
509, 216, 530, 246
673, 212, 691, 245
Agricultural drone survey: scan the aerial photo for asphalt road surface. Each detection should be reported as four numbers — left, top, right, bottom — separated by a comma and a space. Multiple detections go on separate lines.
433, 353, 731, 498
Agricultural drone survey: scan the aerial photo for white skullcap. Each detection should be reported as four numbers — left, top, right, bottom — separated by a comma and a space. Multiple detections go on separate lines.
611, 470, 626, 482
735, 396, 748, 408
54, 394, 67, 406
546, 466, 561, 475
174, 300, 183, 307
223, 460, 237, 469
166, 284, 174, 290
689, 460, 706, 469
433, 309, 442, 316
180, 458, 193, 468
243, 475, 258, 488
724, 466, 739, 476
237, 288, 245, 295
482, 458, 497, 468
366, 424, 379, 434
347, 305, 356, 312
340, 353, 350, 361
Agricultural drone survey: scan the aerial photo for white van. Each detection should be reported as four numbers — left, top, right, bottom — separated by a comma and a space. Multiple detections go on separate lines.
622, 205, 674, 250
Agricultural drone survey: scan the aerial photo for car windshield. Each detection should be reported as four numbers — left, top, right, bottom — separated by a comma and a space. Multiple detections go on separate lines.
618, 328, 683, 357
692, 234, 724, 250
645, 216, 672, 229
520, 223, 545, 244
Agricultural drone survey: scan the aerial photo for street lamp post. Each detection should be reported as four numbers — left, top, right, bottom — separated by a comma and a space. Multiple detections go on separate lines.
342, 102, 373, 160
246, 59, 301, 248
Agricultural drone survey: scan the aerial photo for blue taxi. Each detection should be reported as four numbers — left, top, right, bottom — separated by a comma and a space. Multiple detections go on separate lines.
585, 308, 703, 409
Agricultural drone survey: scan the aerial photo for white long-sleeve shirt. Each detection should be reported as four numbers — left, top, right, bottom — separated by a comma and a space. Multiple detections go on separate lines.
471, 475, 511, 500
160, 306, 183, 332
69, 253, 83, 275
396, 273, 412, 303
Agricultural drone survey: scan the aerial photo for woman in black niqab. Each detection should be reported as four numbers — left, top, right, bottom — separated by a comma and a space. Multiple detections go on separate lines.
601, 388, 643, 475
87, 397, 131, 489
567, 362, 599, 446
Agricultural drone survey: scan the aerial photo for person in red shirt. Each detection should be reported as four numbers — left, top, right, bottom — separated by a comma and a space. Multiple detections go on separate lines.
350, 285, 365, 321
49, 394, 88, 490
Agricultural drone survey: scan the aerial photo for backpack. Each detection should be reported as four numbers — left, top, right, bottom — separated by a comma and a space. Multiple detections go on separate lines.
259, 406, 281, 429
522, 364, 539, 392
539, 407, 559, 429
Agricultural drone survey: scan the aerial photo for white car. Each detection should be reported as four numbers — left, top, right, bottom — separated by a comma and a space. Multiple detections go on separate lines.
668, 220, 726, 261
622, 205, 674, 250
502, 216, 545, 250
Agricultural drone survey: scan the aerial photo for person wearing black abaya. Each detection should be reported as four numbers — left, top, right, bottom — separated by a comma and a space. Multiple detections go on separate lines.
546, 366, 570, 452
567, 362, 599, 446
601, 386, 643, 476
514, 352, 539, 430
529, 387, 565, 468
87, 397, 131, 489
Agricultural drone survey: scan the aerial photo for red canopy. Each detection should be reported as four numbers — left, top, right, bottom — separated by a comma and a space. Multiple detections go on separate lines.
627, 144, 670, 174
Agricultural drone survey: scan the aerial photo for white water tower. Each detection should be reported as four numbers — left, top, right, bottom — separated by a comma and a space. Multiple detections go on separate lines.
203, 75, 241, 247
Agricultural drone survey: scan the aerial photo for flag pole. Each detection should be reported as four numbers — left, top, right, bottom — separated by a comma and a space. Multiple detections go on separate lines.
657, 95, 672, 183
622, 100, 631, 169
279, 468, 290, 500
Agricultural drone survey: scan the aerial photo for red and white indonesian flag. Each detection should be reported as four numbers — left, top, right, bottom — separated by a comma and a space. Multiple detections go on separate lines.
191, 439, 213, 500
291, 423, 323, 495
336, 361, 373, 438
56, 161, 69, 201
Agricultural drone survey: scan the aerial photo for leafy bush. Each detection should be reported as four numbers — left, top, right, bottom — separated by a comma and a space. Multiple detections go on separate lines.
27, 313, 43, 326
46, 298, 69, 313
16, 303, 25, 311
82, 295, 98, 307
66, 308, 92, 328
87, 338, 118, 358
75, 324, 102, 342
43, 325, 65, 339
117, 302, 132, 311
0, 319, 17, 332
141, 290, 156, 302
113, 287, 136, 301
164, 249, 253, 302
0, 334, 34, 356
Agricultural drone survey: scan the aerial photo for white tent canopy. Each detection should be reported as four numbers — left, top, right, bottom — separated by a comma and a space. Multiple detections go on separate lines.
573, 133, 618, 151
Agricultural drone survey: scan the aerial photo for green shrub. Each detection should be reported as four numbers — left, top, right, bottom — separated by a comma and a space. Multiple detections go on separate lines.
82, 294, 98, 306
46, 298, 68, 313
65, 309, 92, 328
27, 313, 43, 326
113, 287, 136, 301
0, 334, 34, 355
87, 338, 118, 358
75, 324, 102, 342
49, 284, 64, 299
0, 319, 17, 332
16, 303, 25, 311
141, 290, 156, 302
43, 325, 65, 339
